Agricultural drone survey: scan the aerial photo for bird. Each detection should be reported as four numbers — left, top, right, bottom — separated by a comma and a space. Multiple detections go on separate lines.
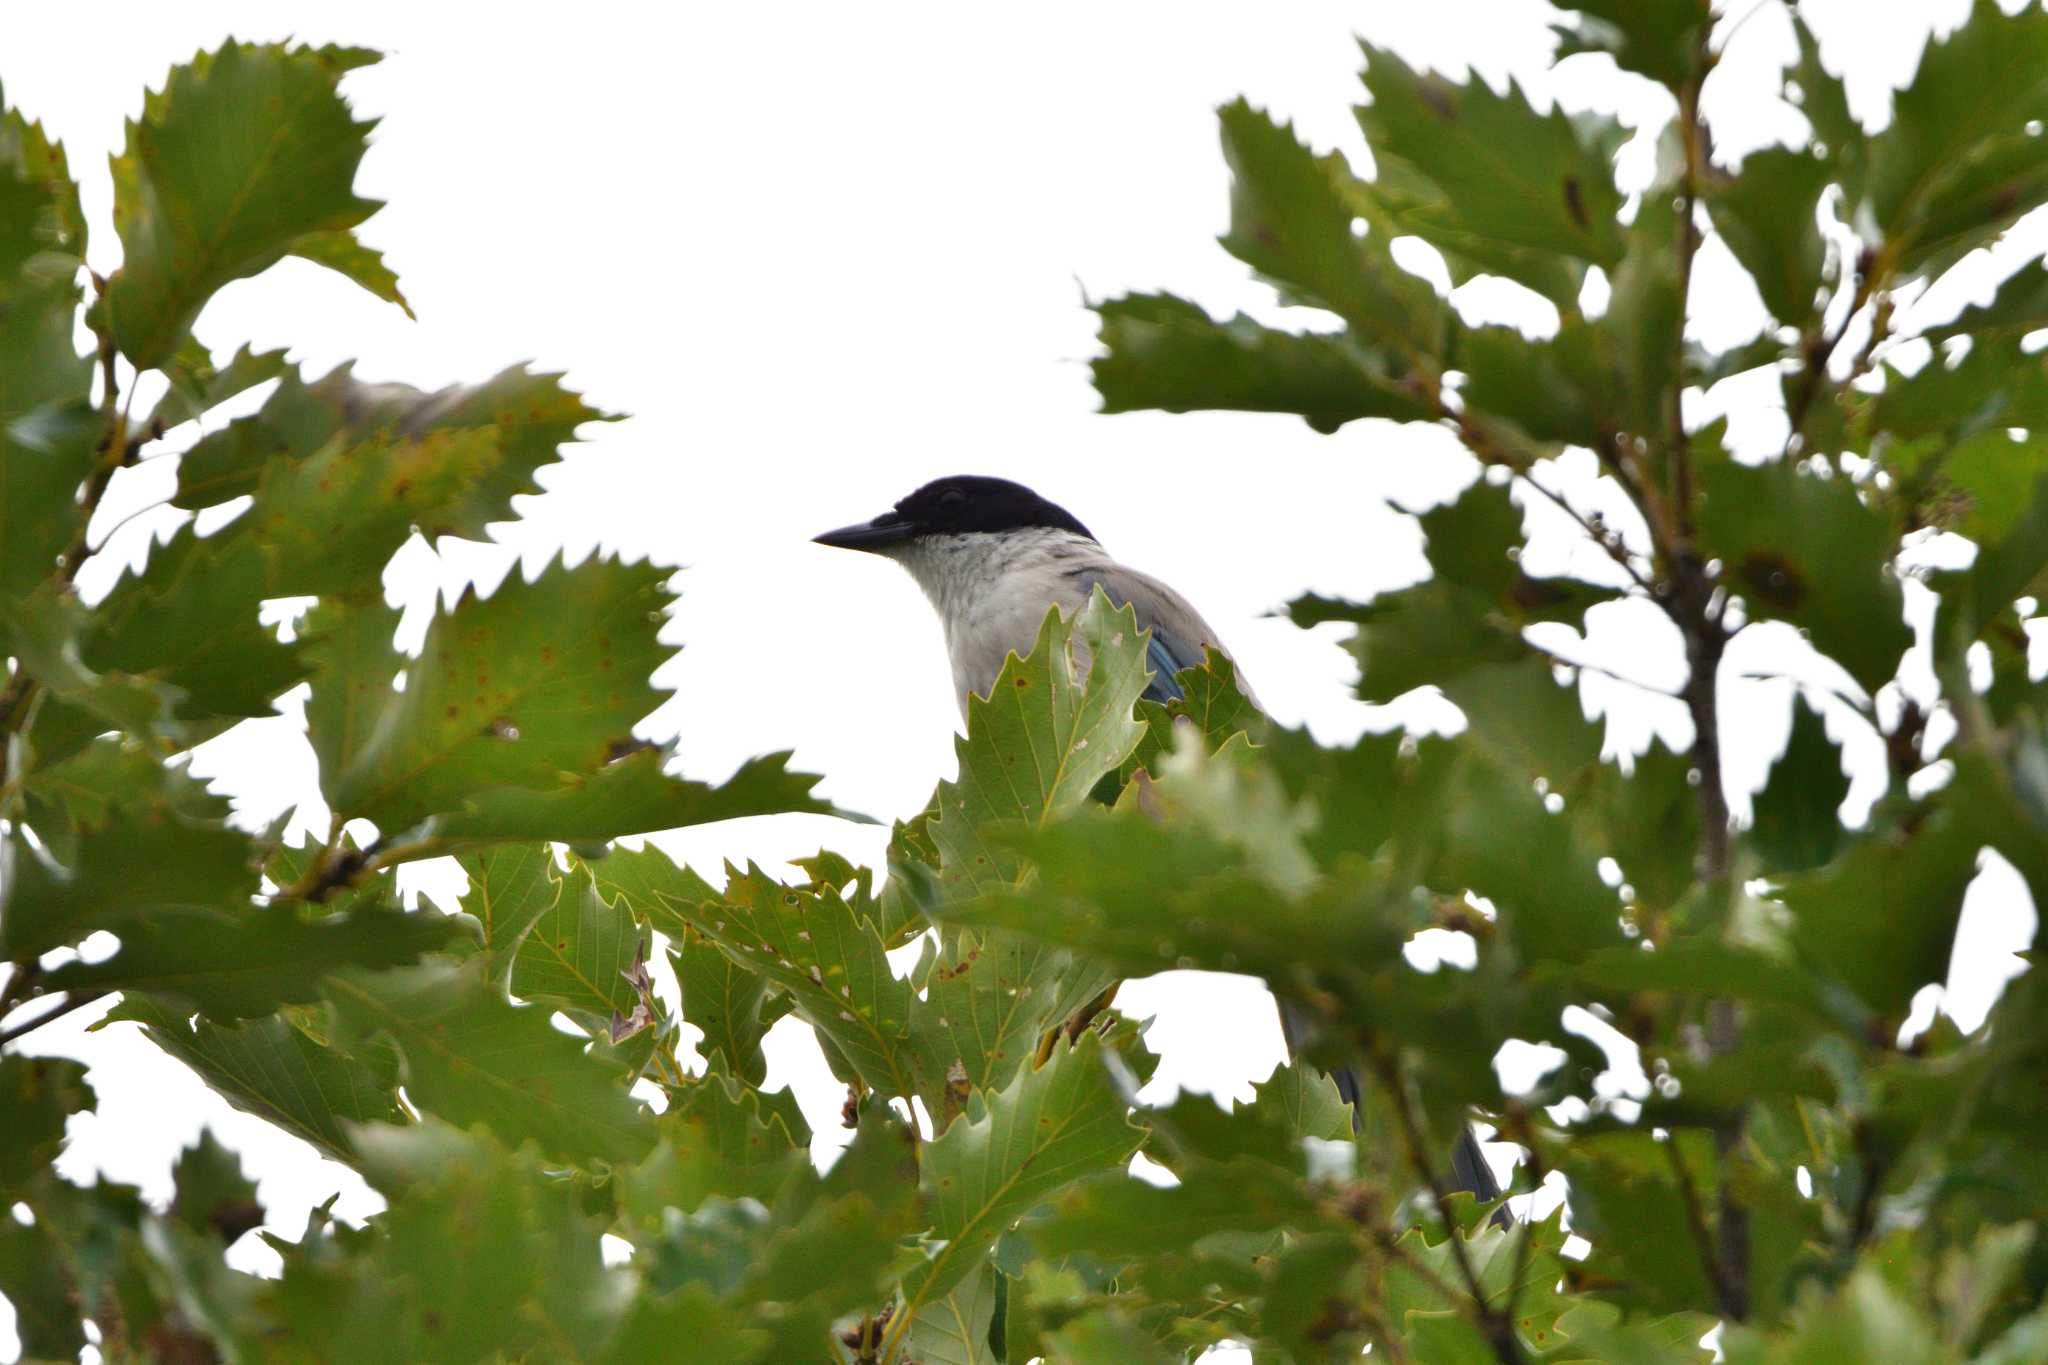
815, 473, 1506, 1216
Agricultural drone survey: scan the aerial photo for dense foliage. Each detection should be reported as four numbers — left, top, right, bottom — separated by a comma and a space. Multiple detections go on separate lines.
6, 4, 2048, 1359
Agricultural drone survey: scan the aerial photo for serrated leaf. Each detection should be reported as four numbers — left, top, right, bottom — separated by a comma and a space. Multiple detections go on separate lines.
904, 1261, 1003, 1365
325, 955, 655, 1166
5, 738, 258, 957
310, 554, 670, 832
1, 401, 94, 644
1697, 459, 1909, 693
454, 841, 562, 983
46, 899, 460, 1022
108, 42, 387, 366
1034, 1159, 1321, 1261
1748, 695, 1851, 873
1551, 0, 1710, 90
620, 1067, 806, 1220
290, 227, 411, 317
932, 591, 1152, 895
0, 1055, 93, 1197
111, 995, 403, 1162
2, 579, 185, 745
80, 522, 308, 727
1710, 146, 1832, 327
902, 1031, 1144, 1320
1218, 99, 1447, 356
511, 859, 644, 1024
1562, 1129, 1720, 1313
1459, 317, 1614, 448
1357, 44, 1625, 269
169, 1129, 262, 1244
1092, 291, 1433, 432
1781, 802, 1980, 1018
1863, 0, 2048, 278
146, 340, 291, 433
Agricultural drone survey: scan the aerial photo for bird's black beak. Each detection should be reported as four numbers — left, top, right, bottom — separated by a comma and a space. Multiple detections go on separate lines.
813, 510, 914, 554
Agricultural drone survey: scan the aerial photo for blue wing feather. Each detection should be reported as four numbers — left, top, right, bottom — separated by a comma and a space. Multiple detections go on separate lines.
1143, 630, 1192, 704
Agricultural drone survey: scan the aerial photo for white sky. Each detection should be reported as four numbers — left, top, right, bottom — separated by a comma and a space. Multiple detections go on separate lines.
3, 2, 2043, 1353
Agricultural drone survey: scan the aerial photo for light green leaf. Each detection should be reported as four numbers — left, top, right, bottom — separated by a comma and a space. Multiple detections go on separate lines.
620, 1066, 806, 1220
108, 42, 386, 366
325, 955, 655, 1166
1550, 0, 1711, 90
110, 995, 403, 1163
902, 1031, 1144, 1319
147, 340, 291, 433
904, 1262, 1003, 1365
511, 858, 644, 1025
1092, 292, 1433, 432
453, 842, 562, 983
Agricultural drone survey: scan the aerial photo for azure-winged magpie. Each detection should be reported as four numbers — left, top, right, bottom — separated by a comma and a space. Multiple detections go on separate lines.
815, 474, 1505, 1213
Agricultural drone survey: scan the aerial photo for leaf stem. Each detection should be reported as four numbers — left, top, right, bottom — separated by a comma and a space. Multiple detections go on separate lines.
0, 989, 108, 1049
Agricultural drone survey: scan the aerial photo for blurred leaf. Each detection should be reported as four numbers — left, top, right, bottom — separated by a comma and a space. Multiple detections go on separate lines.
1218, 99, 1447, 356
1747, 695, 1851, 873
110, 995, 403, 1162
0, 1215, 87, 1360
1610, 184, 1685, 438
1092, 292, 1432, 431
1042, 1309, 1179, 1365
290, 227, 411, 317
621, 1066, 805, 1220
905, 1262, 1004, 1365
1790, 16, 1861, 181
1357, 44, 1625, 268
1936, 1222, 2035, 1353
1863, 0, 2048, 278
1034, 1159, 1321, 1260
325, 955, 655, 1166
1563, 1129, 1719, 1314
1721, 1262, 1947, 1364
1923, 259, 2048, 343
46, 899, 460, 1021
169, 1129, 263, 1245
0, 403, 94, 626
1698, 458, 1909, 693
0, 1055, 92, 1196
6, 738, 257, 958
903, 1032, 1144, 1318
1710, 147, 1832, 327
600, 1284, 767, 1365
309, 555, 670, 833
1551, 0, 1710, 90
2, 580, 186, 746
1460, 319, 1613, 448
1781, 803, 1980, 1018
1588, 737, 1698, 909
108, 42, 386, 367
147, 339, 291, 432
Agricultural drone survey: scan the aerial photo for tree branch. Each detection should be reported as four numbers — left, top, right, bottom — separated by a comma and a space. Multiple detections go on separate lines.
1663, 1132, 1742, 1320
0, 990, 108, 1049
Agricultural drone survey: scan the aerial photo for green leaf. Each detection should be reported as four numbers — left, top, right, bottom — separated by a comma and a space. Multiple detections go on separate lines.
903, 1262, 1004, 1365
1562, 1129, 1720, 1313
932, 592, 1152, 896
454, 842, 564, 984
110, 995, 404, 1163
511, 858, 645, 1025
47, 899, 459, 1022
1357, 44, 1625, 268
176, 363, 611, 537
1586, 737, 1698, 910
1459, 318, 1614, 447
1781, 802, 1981, 1018
1217, 99, 1447, 356
107, 42, 387, 367
1790, 17, 1861, 177
6, 738, 258, 958
80, 523, 308, 727
289, 227, 412, 317
1709, 147, 1832, 327
1608, 187, 1686, 437
0, 1216, 87, 1361
1863, 0, 2048, 279
169, 1129, 263, 1244
620, 1067, 806, 1220
1040, 1310, 1179, 1365
325, 955, 655, 1166
1033, 1159, 1321, 1260
902, 1031, 1144, 1320
1, 401, 94, 632
1922, 259, 2048, 344
1721, 1262, 1948, 1365
147, 339, 292, 434
0, 1055, 93, 1197
1092, 292, 1432, 432
1747, 695, 1851, 873
1551, 0, 1710, 90
309, 554, 671, 833
1697, 458, 1909, 694
2, 579, 186, 747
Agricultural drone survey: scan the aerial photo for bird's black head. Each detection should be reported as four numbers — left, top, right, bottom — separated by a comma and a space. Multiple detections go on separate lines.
813, 475, 1094, 553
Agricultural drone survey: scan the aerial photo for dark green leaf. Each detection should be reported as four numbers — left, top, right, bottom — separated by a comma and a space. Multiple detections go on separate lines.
169, 1129, 263, 1244
1922, 260, 2048, 344
0, 1055, 92, 1196
1697, 459, 1909, 693
1357, 44, 1625, 268
620, 1067, 806, 1220
454, 842, 563, 984
110, 995, 404, 1162
1093, 292, 1432, 432
108, 42, 387, 366
147, 340, 291, 433
0, 1216, 87, 1360
1747, 695, 1851, 873
325, 956, 655, 1166
1709, 147, 1832, 326
1551, 0, 1711, 90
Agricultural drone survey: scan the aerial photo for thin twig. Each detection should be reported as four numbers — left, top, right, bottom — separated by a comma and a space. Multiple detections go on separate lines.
0, 990, 109, 1049
1369, 1051, 1524, 1364
1513, 471, 1658, 595
1525, 637, 1683, 700
1662, 1134, 1741, 1319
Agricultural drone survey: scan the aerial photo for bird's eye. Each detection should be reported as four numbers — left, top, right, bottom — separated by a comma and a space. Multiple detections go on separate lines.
939, 489, 966, 511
